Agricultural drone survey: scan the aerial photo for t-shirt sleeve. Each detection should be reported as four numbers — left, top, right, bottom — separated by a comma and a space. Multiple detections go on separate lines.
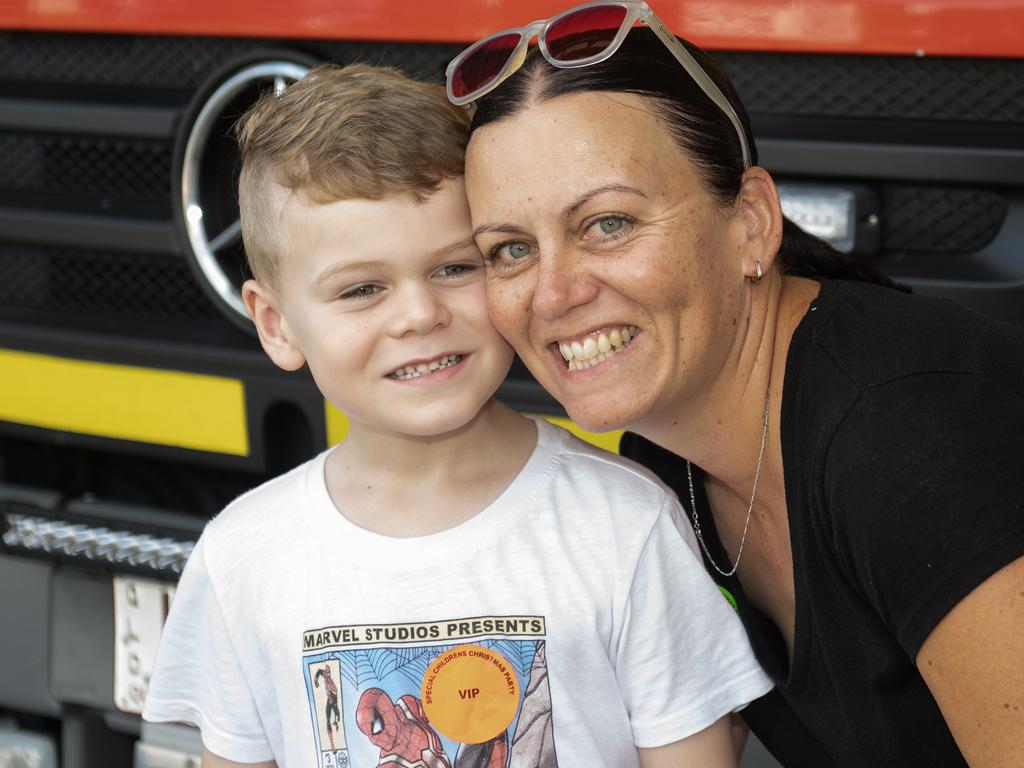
828, 371, 1024, 657
613, 497, 773, 749
142, 535, 275, 763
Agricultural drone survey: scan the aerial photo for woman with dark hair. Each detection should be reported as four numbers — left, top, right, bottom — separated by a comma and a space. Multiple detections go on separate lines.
450, 3, 1024, 765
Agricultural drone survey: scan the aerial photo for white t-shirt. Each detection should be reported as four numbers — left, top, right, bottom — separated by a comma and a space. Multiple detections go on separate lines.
143, 419, 771, 767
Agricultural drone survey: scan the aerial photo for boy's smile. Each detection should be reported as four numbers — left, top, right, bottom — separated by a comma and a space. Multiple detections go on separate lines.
387, 352, 465, 381
246, 177, 514, 438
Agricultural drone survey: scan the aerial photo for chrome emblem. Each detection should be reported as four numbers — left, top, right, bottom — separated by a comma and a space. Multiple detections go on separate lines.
179, 60, 310, 326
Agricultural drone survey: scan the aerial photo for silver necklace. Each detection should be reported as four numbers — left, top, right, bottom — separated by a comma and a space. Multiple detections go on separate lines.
686, 385, 771, 577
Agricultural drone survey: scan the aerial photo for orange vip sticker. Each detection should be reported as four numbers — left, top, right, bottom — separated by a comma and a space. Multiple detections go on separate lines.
421, 644, 520, 744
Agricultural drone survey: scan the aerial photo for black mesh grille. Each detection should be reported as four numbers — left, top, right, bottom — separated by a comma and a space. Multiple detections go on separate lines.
881, 187, 1008, 253
0, 243, 220, 321
4, 32, 1023, 124
0, 33, 460, 90
0, 32, 1016, 334
720, 54, 1024, 122
0, 132, 171, 200
0, 33, 261, 88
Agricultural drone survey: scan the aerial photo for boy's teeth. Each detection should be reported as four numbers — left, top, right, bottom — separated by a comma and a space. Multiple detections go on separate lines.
391, 354, 462, 380
559, 326, 638, 371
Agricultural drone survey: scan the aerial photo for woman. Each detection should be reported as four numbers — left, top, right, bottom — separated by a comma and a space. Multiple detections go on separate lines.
449, 2, 1024, 765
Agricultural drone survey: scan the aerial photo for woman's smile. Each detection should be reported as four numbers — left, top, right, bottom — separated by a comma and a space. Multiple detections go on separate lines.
553, 325, 639, 372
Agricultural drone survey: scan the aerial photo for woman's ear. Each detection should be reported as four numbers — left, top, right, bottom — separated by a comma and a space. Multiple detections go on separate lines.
242, 279, 306, 372
735, 166, 784, 278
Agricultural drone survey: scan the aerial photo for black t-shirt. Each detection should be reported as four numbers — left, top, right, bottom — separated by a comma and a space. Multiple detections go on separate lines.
621, 279, 1024, 766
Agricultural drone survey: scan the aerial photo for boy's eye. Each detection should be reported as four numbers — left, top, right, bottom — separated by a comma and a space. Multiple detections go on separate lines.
437, 262, 477, 278
340, 284, 380, 300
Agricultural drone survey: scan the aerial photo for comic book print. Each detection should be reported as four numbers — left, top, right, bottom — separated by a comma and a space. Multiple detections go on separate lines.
302, 615, 557, 768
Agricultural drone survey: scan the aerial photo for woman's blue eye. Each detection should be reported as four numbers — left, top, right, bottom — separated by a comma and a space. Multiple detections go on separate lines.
598, 216, 624, 235
487, 240, 535, 270
506, 242, 531, 259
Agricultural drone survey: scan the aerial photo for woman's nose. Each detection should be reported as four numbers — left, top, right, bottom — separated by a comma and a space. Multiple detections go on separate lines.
531, 250, 599, 320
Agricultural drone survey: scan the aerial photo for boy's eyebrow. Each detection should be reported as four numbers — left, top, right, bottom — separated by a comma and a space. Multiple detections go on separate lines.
431, 238, 479, 258
313, 260, 386, 288
312, 239, 480, 287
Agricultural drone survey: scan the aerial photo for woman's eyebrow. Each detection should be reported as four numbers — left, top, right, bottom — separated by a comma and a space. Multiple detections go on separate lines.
472, 223, 526, 239
561, 184, 647, 220
472, 185, 647, 239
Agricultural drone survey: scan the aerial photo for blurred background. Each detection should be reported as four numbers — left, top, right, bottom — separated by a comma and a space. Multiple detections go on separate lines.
0, 1, 1022, 765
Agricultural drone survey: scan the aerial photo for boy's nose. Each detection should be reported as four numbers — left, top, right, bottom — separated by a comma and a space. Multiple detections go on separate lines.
393, 283, 451, 336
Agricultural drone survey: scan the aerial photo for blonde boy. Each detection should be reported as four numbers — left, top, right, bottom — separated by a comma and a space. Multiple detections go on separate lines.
143, 64, 770, 768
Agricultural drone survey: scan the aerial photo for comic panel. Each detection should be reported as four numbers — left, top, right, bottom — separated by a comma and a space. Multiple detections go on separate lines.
302, 616, 558, 768
307, 658, 348, 766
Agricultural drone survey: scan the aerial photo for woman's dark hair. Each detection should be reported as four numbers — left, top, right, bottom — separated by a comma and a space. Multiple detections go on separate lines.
470, 29, 900, 289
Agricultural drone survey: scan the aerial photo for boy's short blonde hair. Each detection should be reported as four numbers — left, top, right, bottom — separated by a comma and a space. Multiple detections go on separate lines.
236, 63, 471, 290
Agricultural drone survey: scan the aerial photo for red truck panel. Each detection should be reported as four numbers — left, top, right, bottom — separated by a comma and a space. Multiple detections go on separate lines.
2, 0, 1023, 58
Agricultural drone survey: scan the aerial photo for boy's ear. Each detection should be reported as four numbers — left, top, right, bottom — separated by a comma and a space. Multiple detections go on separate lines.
734, 166, 784, 277
242, 279, 306, 371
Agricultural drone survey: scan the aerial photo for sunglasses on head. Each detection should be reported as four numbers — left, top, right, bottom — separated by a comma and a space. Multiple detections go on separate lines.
445, 0, 751, 169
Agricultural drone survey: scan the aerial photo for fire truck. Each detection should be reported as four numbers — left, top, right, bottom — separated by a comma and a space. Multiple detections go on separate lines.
0, 1, 1022, 765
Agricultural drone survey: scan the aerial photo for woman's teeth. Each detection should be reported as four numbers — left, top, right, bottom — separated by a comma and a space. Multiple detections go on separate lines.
559, 326, 637, 371
390, 354, 463, 380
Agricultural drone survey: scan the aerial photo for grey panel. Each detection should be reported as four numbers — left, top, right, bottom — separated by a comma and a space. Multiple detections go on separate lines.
0, 209, 176, 254
135, 722, 202, 768
61, 710, 134, 768
0, 555, 61, 716
742, 733, 784, 768
0, 99, 177, 139
0, 722, 58, 768
760, 139, 1024, 185
50, 568, 114, 709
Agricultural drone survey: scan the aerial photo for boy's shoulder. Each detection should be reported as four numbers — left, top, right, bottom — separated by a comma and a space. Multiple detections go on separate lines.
540, 419, 680, 514
202, 448, 326, 552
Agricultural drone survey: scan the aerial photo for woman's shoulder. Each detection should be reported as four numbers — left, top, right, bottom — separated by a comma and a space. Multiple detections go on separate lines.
798, 278, 1024, 391
798, 282, 1024, 520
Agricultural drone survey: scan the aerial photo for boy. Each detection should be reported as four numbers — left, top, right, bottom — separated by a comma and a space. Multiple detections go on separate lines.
142, 64, 771, 768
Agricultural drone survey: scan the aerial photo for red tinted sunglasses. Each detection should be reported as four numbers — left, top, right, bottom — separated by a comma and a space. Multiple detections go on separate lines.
445, 0, 751, 168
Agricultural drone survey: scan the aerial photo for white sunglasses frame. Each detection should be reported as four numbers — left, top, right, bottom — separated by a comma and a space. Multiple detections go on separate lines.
445, 0, 751, 169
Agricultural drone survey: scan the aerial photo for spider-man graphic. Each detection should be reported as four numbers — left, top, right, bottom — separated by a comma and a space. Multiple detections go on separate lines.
314, 665, 342, 750
356, 688, 509, 768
